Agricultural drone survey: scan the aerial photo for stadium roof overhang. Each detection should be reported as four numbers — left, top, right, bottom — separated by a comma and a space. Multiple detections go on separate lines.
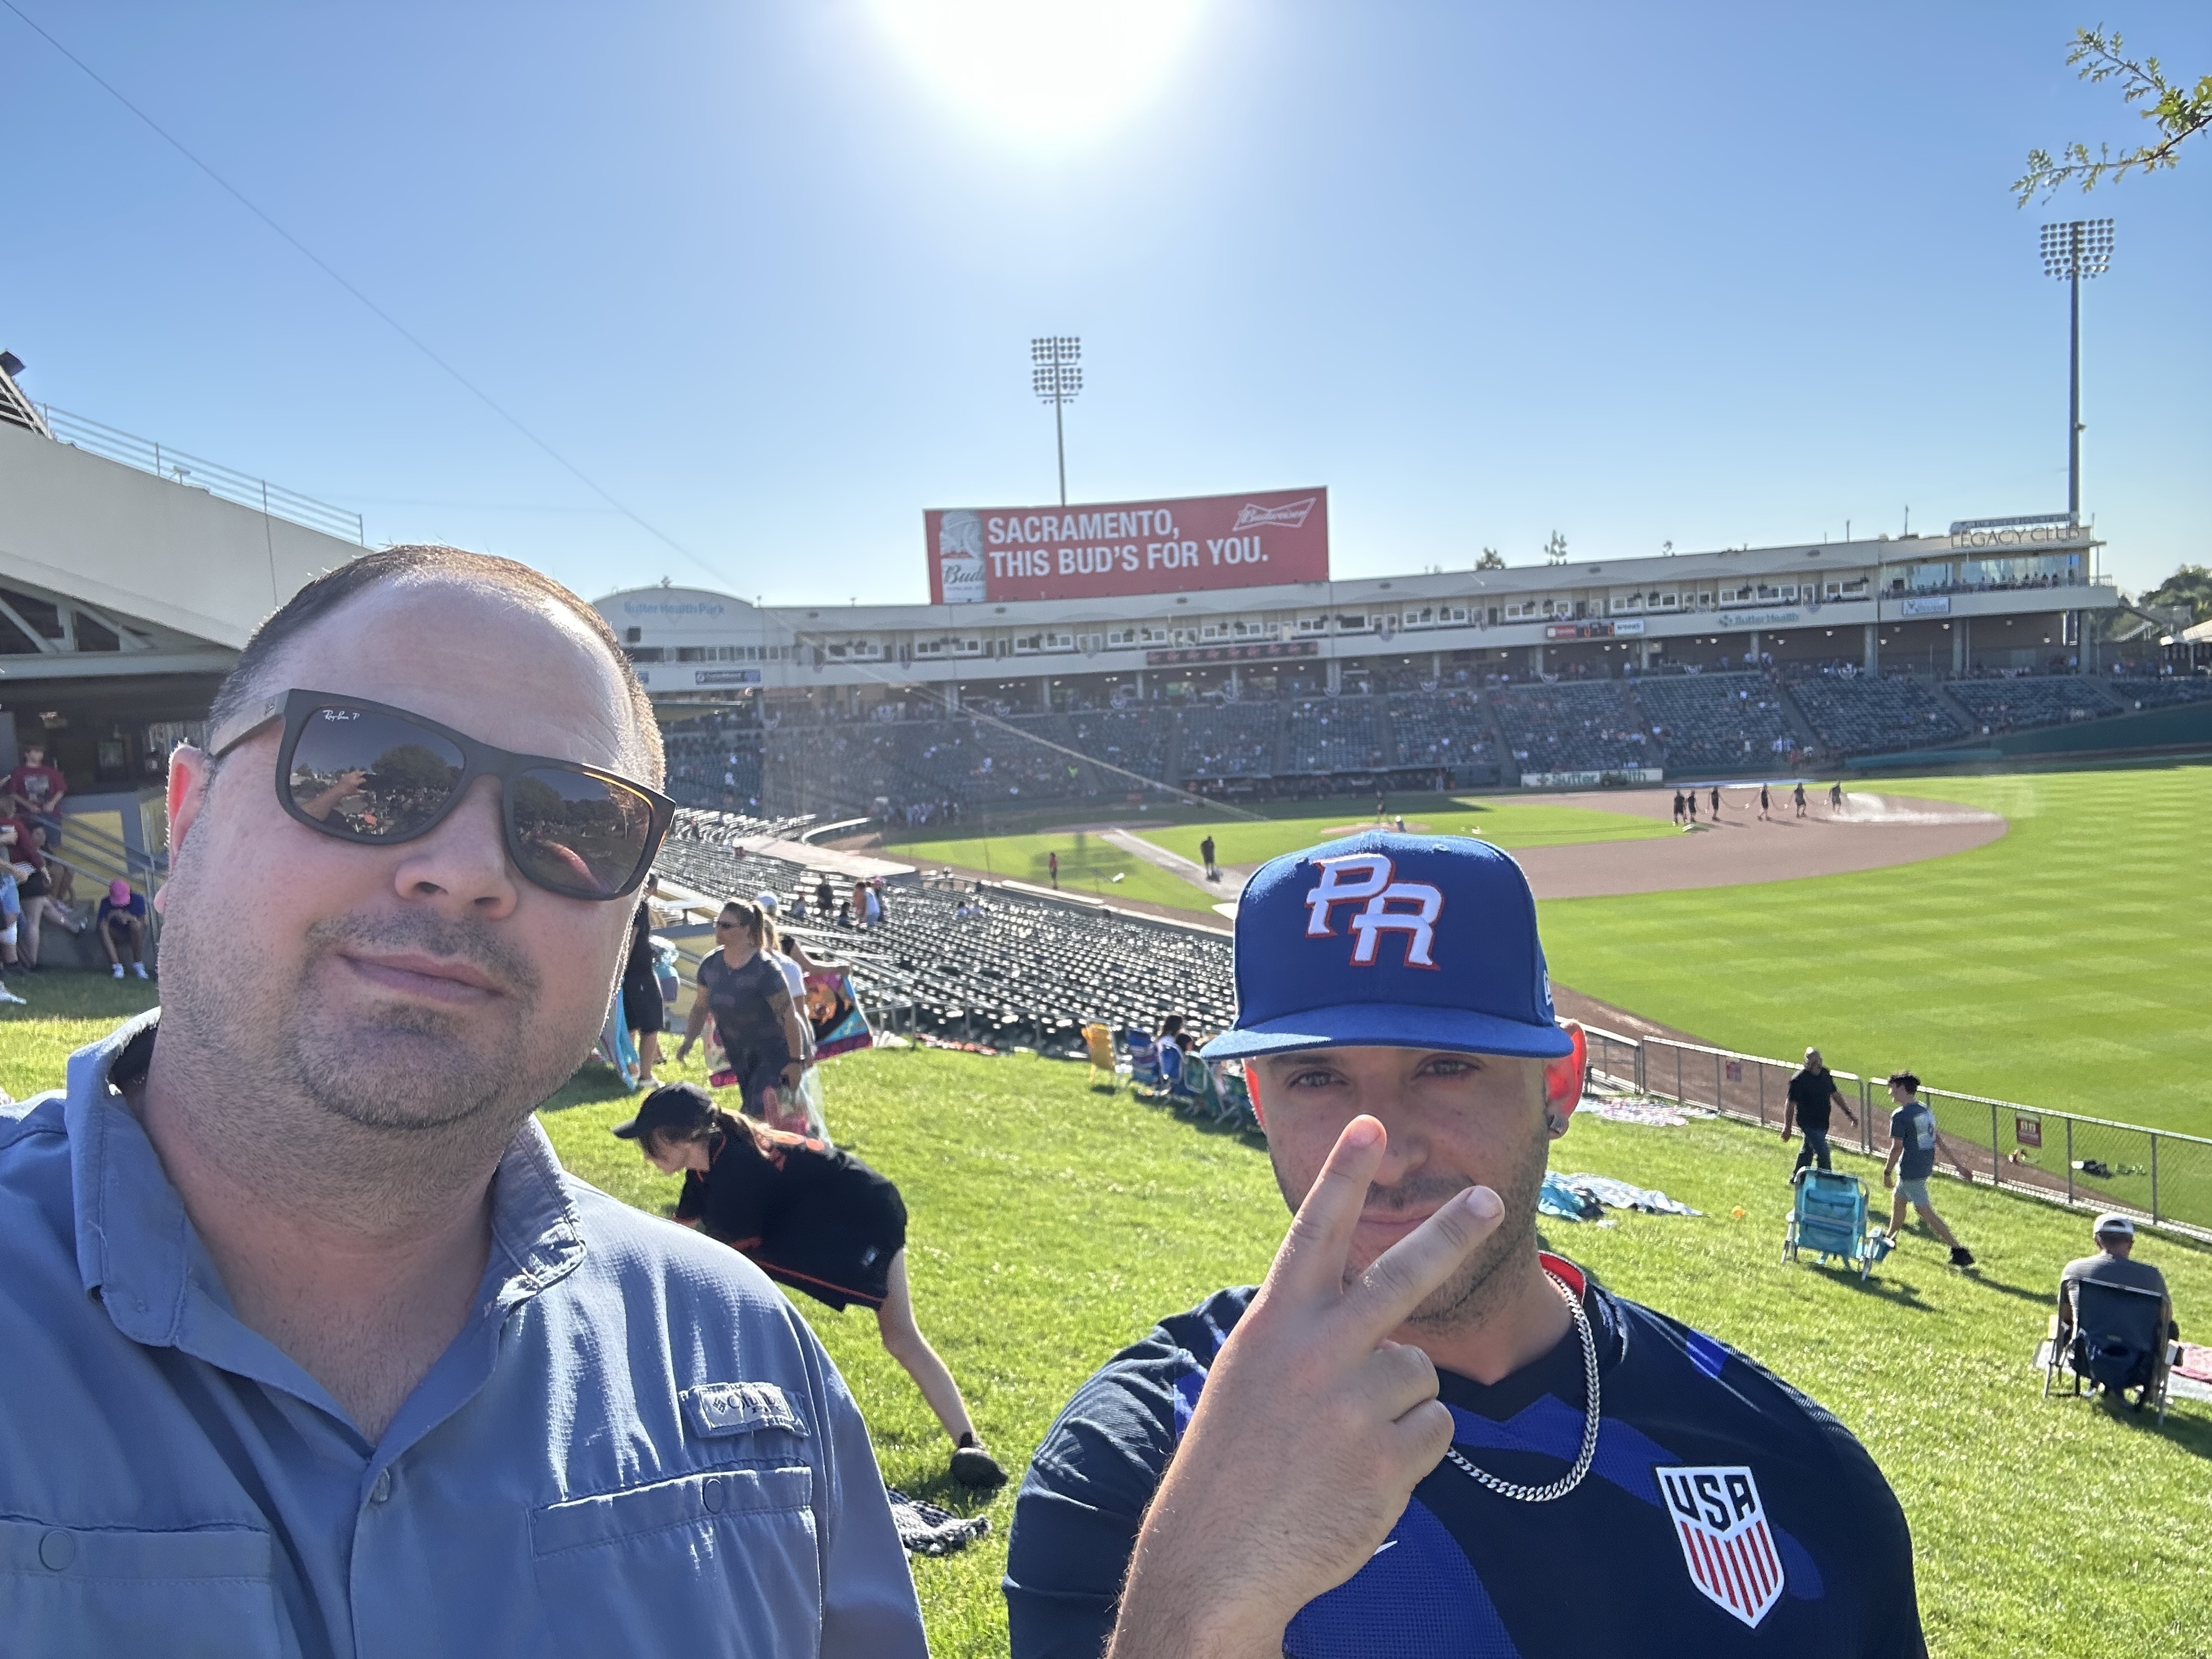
0, 417, 366, 687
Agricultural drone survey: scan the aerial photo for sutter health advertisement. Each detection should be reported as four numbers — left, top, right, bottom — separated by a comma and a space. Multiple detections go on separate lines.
926, 487, 1329, 605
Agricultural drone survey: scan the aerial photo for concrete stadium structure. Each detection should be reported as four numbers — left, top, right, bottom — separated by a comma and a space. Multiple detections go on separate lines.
601, 522, 2117, 716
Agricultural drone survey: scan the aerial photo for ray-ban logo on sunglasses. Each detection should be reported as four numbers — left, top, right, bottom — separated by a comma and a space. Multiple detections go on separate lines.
1302, 854, 1444, 969
318, 709, 362, 722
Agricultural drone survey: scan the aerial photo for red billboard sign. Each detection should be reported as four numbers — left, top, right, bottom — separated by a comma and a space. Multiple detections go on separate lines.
926, 487, 1328, 605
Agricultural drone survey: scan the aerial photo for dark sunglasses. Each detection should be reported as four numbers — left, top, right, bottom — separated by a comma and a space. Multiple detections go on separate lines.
210, 690, 674, 901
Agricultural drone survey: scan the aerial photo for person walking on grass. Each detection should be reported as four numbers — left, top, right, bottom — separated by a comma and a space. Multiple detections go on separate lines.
616, 1082, 1007, 1489
1049, 849, 1059, 889
1782, 1046, 1857, 1178
677, 899, 814, 1135
1200, 832, 1218, 879
1671, 789, 1685, 826
1881, 1071, 1974, 1268
0, 545, 921, 1655
1794, 781, 1808, 818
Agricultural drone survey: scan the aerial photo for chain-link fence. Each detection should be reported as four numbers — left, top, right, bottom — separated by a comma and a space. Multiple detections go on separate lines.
1584, 1026, 2212, 1242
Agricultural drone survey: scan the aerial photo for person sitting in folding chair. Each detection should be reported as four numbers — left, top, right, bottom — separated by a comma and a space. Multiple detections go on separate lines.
2052, 1214, 2176, 1414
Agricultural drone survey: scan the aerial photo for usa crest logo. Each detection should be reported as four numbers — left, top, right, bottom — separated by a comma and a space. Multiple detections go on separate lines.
1656, 1465, 1786, 1628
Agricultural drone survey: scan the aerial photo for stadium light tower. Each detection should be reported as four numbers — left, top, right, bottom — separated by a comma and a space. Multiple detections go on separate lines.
2039, 218, 2114, 526
1031, 335, 1081, 505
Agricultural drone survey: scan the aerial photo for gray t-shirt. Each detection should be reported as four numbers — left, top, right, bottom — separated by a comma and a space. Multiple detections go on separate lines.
2061, 1252, 2169, 1306
1888, 1100, 1938, 1180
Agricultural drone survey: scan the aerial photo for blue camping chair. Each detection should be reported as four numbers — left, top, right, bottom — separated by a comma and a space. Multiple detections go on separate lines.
1782, 1169, 1889, 1280
1169, 1051, 1214, 1115
1122, 1029, 1162, 1091
1209, 1061, 1261, 1133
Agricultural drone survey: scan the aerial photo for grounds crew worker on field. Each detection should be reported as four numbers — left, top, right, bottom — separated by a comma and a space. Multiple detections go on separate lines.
1007, 832, 1924, 1658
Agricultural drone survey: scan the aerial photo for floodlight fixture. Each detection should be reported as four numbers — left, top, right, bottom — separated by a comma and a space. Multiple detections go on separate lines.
1030, 335, 1081, 504
2039, 218, 2114, 280
2037, 219, 2115, 526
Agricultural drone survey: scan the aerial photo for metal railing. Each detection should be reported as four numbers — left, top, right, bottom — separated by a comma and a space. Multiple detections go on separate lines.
1581, 1026, 2212, 1243
36, 405, 365, 545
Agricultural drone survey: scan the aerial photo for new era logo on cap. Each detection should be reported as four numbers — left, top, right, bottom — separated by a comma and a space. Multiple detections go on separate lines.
1200, 831, 1571, 1062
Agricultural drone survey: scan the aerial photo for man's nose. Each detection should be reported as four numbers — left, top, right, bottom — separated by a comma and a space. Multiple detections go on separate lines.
388, 776, 520, 916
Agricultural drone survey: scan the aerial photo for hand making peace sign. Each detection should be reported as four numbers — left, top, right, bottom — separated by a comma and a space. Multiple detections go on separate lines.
1106, 1114, 1506, 1659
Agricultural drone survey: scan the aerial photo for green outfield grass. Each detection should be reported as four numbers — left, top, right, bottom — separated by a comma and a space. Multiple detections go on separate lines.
885, 793, 1669, 918
1135, 796, 1673, 868
879, 828, 1224, 913
7, 990, 2209, 1656
1539, 762, 2212, 1137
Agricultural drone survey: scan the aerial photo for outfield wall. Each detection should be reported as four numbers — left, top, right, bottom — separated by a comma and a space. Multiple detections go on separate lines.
1987, 698, 2212, 758
1846, 698, 2212, 771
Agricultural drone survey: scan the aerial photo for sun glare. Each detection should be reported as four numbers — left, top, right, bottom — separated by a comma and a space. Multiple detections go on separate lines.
873, 0, 1206, 144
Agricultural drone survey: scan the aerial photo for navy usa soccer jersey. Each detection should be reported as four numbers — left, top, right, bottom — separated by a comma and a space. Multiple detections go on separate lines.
1005, 1256, 1923, 1659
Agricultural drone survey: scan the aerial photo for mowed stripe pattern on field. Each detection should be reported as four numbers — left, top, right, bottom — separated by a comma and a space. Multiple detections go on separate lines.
1538, 765, 2212, 1136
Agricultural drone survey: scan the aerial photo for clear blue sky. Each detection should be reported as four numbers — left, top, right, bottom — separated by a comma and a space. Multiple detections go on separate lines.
6, 1, 2206, 605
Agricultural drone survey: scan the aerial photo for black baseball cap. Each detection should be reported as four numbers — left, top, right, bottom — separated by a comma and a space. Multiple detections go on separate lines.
611, 1081, 714, 1142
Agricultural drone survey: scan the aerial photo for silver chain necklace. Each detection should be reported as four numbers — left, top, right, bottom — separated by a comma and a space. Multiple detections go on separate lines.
1440, 1269, 1601, 1503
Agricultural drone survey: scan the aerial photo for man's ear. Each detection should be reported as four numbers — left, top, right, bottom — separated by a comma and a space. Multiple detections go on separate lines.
156, 745, 212, 917
1542, 1022, 1587, 1138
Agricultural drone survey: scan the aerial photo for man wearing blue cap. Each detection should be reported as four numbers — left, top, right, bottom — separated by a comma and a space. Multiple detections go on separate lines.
1006, 832, 1923, 1658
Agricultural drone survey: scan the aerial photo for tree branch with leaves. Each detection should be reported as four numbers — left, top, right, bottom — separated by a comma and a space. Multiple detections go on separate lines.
2016, 27, 2211, 204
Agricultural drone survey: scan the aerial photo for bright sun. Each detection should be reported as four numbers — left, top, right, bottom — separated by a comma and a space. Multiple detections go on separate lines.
873, 0, 1206, 144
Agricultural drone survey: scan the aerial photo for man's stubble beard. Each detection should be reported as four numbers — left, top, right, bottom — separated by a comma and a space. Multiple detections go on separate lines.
158, 857, 595, 1184
1278, 1119, 1551, 1334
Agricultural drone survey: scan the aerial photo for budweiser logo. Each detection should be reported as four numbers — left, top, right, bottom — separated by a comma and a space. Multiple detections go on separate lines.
1232, 498, 1316, 531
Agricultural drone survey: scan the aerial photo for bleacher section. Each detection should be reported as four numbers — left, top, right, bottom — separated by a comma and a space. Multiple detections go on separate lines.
1283, 697, 1387, 774
1488, 681, 1656, 773
2108, 676, 2212, 709
1070, 706, 1178, 788
662, 712, 765, 811
1633, 673, 1801, 773
1386, 690, 1500, 781
654, 830, 1237, 1048
1179, 703, 1280, 781
1946, 676, 2120, 733
661, 668, 2205, 814
1789, 676, 1967, 755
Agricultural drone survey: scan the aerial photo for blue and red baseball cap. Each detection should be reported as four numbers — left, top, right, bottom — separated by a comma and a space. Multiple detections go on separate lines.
1199, 831, 1573, 1062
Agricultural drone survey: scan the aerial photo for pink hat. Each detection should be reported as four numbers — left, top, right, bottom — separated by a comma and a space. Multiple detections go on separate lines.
109, 878, 131, 904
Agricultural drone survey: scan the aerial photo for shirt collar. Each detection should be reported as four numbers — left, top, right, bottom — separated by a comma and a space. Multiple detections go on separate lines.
67, 1012, 587, 1347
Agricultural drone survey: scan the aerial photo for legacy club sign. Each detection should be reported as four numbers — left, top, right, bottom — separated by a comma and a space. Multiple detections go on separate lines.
927, 488, 1330, 605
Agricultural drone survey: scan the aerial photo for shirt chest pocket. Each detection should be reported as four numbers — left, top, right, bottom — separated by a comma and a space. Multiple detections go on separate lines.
532, 1462, 820, 1659
0, 1517, 286, 1659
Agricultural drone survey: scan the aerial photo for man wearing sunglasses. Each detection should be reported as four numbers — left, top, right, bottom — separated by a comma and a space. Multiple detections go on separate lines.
0, 546, 924, 1656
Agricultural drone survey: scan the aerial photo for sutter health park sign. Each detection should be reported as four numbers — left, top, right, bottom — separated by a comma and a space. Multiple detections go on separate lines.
927, 488, 1329, 605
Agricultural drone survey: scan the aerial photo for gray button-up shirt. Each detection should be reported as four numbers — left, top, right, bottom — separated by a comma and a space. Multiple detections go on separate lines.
0, 1015, 927, 1658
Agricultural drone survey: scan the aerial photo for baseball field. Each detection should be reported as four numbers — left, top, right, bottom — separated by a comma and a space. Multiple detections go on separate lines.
887, 762, 2211, 1138
3, 758, 2208, 1658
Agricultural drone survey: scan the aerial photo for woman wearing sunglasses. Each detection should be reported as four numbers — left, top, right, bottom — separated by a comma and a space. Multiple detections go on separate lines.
676, 899, 812, 1127
614, 1081, 1007, 1491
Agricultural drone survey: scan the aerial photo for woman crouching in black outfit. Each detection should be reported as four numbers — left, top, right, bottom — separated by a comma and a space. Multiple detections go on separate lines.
614, 1082, 1006, 1489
